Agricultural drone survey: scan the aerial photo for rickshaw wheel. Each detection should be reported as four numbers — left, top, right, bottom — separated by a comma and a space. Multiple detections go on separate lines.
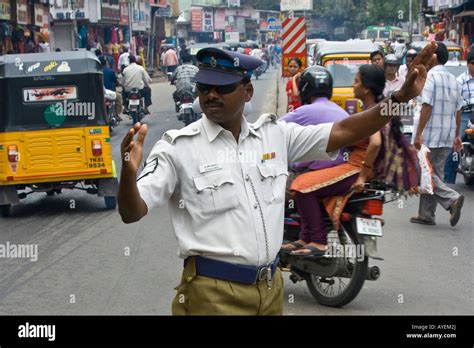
104, 196, 117, 210
0, 204, 12, 217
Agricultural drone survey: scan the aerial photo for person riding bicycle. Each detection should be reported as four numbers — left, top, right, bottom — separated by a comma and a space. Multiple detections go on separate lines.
170, 53, 199, 110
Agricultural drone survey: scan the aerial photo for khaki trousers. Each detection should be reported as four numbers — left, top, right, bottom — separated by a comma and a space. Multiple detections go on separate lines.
171, 257, 284, 315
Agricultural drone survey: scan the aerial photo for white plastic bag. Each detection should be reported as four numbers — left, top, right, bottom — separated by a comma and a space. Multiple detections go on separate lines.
417, 144, 434, 195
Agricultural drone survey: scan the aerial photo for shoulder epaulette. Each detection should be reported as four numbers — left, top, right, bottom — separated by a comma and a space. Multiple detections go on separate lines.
249, 113, 277, 130
162, 125, 200, 144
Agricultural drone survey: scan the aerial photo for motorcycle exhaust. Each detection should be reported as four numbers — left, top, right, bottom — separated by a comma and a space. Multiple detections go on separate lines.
366, 266, 380, 281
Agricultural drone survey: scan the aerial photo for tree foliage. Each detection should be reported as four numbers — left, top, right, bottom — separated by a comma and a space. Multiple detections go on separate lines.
252, 0, 421, 37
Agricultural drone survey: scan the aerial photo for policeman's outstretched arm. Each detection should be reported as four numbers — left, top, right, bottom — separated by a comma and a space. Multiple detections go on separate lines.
118, 123, 149, 223
326, 41, 437, 153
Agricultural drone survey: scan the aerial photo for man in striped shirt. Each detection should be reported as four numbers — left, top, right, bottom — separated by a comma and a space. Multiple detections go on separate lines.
412, 42, 464, 227
444, 51, 474, 183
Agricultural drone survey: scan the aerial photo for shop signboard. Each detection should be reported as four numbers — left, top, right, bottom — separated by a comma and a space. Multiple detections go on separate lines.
101, 0, 121, 22
191, 7, 203, 32
214, 9, 225, 30
203, 8, 213, 32
0, 0, 10, 20
17, 0, 28, 25
280, 0, 313, 11
34, 4, 44, 27
225, 31, 239, 43
157, 5, 171, 17
120, 2, 129, 26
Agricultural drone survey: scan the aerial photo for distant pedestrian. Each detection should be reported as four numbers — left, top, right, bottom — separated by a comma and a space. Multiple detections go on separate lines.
411, 42, 464, 227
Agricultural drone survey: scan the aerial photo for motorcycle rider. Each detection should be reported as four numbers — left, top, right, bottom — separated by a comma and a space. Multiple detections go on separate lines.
383, 54, 405, 97
281, 64, 384, 256
99, 55, 122, 122
170, 53, 199, 111
279, 66, 348, 253
119, 55, 152, 115
399, 49, 418, 79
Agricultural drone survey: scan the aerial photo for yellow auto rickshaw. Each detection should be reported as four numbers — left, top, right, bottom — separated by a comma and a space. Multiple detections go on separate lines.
315, 40, 380, 114
0, 51, 118, 216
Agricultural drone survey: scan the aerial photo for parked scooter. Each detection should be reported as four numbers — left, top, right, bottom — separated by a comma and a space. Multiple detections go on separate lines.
458, 111, 474, 186
280, 180, 397, 307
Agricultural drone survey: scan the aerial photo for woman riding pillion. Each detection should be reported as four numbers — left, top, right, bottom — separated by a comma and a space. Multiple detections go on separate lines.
281, 65, 383, 256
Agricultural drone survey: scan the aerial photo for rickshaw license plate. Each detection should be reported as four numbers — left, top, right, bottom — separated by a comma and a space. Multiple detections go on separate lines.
129, 100, 140, 105
356, 218, 383, 236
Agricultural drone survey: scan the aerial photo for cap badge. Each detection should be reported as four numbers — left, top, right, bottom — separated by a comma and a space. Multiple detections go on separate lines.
210, 56, 217, 68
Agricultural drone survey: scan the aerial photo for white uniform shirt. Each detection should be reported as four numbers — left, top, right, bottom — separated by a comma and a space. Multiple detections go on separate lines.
137, 113, 337, 266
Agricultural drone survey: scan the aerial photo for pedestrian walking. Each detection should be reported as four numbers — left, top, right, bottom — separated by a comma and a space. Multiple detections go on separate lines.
412, 42, 464, 227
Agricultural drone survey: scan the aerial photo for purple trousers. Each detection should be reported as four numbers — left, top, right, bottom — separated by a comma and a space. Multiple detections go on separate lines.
295, 174, 358, 245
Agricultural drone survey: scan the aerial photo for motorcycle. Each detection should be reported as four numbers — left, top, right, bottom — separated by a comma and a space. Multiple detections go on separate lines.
104, 89, 119, 132
458, 111, 474, 186
279, 180, 397, 307
127, 88, 145, 125
176, 90, 200, 126
254, 63, 266, 80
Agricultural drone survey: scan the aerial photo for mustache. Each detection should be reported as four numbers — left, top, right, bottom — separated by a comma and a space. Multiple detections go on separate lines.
204, 101, 224, 107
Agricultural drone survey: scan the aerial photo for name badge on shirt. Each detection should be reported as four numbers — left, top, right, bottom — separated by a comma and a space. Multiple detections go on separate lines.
199, 163, 223, 174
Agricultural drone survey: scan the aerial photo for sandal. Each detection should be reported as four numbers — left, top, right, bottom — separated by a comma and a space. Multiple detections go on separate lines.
291, 245, 327, 257
410, 216, 436, 225
280, 241, 306, 253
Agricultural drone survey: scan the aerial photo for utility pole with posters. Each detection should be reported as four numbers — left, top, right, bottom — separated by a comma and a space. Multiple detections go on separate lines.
71, 0, 78, 49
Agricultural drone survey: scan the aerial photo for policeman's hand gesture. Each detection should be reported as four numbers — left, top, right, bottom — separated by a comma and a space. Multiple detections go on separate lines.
395, 41, 437, 102
121, 122, 148, 175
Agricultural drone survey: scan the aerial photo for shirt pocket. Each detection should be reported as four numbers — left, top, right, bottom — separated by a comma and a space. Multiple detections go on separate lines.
256, 161, 289, 204
192, 169, 240, 214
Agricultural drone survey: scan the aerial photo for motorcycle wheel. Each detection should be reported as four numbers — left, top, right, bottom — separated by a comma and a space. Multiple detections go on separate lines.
305, 223, 368, 307
0, 204, 11, 217
184, 113, 191, 126
131, 111, 138, 125
464, 176, 474, 186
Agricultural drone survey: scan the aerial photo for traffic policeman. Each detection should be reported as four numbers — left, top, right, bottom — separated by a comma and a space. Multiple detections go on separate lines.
118, 43, 437, 315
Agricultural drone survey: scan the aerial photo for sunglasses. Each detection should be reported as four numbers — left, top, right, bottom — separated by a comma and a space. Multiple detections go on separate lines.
196, 81, 246, 95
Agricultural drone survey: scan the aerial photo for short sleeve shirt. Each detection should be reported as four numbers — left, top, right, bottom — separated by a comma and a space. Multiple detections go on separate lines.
136, 114, 337, 266
421, 65, 464, 148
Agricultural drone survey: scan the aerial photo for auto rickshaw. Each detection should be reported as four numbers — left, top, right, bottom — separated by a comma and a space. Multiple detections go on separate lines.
409, 40, 463, 62
315, 40, 379, 114
0, 51, 118, 217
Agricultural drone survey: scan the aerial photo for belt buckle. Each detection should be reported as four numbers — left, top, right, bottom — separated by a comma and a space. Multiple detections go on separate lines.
257, 266, 267, 282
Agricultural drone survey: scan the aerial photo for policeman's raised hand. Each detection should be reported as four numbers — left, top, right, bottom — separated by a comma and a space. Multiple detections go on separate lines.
395, 41, 437, 103
121, 122, 148, 175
